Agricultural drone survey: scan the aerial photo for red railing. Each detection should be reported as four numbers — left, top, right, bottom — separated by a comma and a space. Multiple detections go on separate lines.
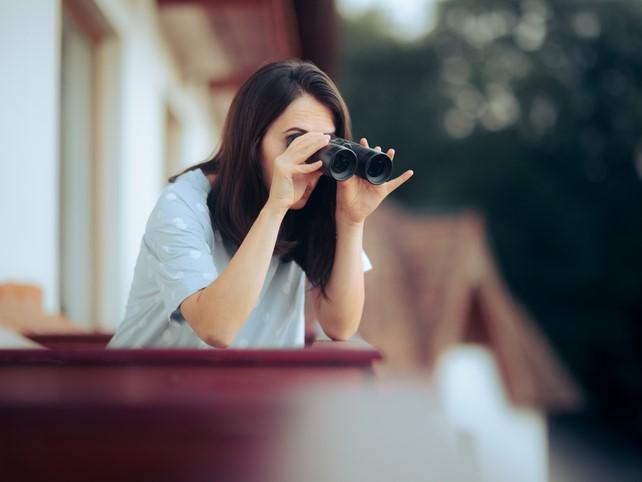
0, 338, 382, 482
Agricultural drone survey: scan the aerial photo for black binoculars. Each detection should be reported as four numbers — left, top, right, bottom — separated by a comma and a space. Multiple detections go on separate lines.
285, 133, 393, 185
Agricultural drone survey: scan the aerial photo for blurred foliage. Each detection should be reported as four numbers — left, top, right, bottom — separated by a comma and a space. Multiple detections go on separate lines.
338, 0, 642, 441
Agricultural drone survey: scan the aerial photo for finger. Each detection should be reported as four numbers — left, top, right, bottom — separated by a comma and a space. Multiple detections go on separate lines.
292, 160, 323, 173
289, 132, 327, 152
282, 136, 328, 168
387, 148, 395, 160
291, 135, 330, 164
384, 169, 414, 194
290, 131, 326, 144
360, 137, 369, 148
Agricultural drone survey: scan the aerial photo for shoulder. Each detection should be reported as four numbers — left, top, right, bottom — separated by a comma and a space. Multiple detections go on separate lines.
146, 169, 212, 237
168, 168, 211, 208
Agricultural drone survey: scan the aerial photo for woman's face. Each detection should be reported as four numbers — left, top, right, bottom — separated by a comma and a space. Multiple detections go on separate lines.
260, 93, 336, 210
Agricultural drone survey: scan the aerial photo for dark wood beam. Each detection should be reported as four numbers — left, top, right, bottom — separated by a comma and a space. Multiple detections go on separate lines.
64, 0, 114, 43
292, 0, 338, 78
206, 0, 300, 91
208, 69, 257, 90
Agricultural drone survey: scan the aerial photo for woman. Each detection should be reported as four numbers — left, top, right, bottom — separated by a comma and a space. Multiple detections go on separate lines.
108, 58, 413, 349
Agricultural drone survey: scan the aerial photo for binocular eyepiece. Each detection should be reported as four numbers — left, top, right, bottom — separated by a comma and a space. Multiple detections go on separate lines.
285, 133, 393, 185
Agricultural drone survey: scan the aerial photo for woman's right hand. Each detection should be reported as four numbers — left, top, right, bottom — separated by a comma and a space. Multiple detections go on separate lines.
265, 132, 330, 211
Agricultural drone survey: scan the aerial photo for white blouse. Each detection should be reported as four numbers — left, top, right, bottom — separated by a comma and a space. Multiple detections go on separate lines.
107, 168, 372, 349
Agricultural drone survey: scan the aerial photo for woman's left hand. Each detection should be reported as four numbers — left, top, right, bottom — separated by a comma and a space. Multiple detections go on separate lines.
335, 138, 414, 225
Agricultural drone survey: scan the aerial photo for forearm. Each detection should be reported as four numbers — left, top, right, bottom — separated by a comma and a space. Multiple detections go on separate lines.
193, 203, 286, 345
316, 218, 366, 340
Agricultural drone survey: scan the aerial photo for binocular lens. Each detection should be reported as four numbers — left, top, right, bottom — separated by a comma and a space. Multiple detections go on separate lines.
285, 132, 393, 184
332, 150, 355, 176
368, 157, 385, 178
364, 153, 393, 184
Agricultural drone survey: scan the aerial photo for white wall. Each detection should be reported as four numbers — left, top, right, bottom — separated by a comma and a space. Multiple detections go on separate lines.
96, 0, 219, 329
0, 0, 219, 328
0, 0, 61, 313
169, 83, 219, 169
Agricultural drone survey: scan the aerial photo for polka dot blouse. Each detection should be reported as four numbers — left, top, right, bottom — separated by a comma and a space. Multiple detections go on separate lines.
107, 168, 372, 349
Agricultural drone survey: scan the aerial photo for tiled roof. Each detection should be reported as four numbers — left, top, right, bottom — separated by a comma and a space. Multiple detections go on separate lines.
360, 202, 581, 411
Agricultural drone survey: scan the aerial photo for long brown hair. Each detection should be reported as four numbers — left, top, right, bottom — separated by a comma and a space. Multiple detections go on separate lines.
170, 58, 353, 298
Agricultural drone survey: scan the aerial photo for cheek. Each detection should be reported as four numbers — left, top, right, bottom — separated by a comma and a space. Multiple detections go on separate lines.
310, 173, 322, 190
260, 139, 278, 186
261, 157, 272, 186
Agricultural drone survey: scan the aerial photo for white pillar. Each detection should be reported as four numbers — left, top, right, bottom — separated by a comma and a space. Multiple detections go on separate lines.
0, 0, 62, 313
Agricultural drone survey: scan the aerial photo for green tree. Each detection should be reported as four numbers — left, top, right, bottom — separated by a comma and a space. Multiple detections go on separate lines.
339, 0, 642, 442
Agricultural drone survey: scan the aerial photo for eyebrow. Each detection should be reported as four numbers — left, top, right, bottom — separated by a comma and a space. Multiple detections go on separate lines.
283, 127, 335, 135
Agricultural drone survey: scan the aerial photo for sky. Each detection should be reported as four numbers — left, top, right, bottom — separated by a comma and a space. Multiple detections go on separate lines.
337, 0, 441, 41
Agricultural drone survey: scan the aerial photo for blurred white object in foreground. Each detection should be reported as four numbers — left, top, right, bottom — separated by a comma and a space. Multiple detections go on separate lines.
434, 344, 548, 482
271, 378, 477, 482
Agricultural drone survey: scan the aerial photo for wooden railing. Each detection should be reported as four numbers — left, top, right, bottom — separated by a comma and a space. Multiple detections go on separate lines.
0, 337, 383, 482
25, 333, 114, 349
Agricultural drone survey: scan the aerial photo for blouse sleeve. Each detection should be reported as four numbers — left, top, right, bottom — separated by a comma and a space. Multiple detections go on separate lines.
362, 249, 373, 273
144, 188, 219, 325
305, 248, 372, 290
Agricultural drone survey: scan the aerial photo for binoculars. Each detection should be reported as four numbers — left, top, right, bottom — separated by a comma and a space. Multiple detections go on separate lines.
286, 133, 393, 185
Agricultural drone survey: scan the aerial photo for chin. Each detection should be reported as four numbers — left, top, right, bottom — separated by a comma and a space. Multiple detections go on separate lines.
290, 198, 309, 210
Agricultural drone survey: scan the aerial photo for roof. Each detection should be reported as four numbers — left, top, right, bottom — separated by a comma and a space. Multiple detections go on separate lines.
360, 202, 581, 411
157, 0, 338, 90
